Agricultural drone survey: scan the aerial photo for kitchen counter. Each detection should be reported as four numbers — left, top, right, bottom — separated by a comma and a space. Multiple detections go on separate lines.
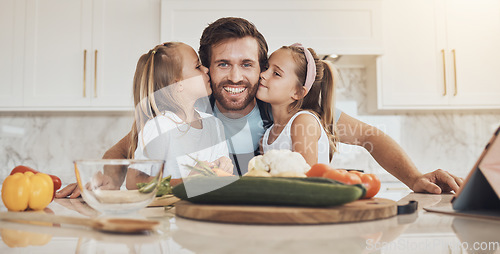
1, 185, 499, 254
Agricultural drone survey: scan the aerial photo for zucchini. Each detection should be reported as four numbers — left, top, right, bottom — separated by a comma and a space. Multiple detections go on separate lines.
172, 176, 365, 207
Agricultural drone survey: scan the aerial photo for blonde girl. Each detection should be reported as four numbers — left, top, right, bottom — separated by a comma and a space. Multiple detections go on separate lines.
257, 43, 339, 166
126, 42, 233, 188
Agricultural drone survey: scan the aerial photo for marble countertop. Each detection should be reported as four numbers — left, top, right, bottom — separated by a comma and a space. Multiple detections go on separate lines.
1, 184, 499, 254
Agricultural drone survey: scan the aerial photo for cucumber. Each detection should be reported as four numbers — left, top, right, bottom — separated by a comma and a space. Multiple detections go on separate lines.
172, 176, 365, 207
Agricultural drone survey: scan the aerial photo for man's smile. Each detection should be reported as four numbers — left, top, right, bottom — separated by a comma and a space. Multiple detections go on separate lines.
223, 87, 247, 94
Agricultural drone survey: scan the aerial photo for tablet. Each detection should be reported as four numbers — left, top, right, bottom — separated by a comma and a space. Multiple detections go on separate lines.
451, 126, 500, 212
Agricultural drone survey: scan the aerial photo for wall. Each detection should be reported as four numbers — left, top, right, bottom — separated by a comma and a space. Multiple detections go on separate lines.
1, 67, 499, 184
0, 112, 134, 183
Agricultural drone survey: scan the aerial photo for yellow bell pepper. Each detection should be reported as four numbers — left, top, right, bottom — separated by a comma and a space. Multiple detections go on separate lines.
1, 172, 54, 211
1, 228, 52, 247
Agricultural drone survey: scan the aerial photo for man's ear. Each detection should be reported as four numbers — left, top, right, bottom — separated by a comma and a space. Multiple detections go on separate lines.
291, 87, 307, 100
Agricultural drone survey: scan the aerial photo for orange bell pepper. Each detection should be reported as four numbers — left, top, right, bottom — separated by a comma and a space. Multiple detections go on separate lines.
1, 172, 54, 211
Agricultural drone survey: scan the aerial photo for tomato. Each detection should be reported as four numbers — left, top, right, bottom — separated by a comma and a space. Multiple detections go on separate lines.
349, 170, 363, 176
359, 173, 381, 199
336, 170, 381, 198
306, 163, 331, 177
320, 168, 381, 198
322, 169, 362, 185
343, 172, 362, 185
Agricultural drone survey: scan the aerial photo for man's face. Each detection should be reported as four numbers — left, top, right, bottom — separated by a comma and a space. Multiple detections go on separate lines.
209, 36, 261, 114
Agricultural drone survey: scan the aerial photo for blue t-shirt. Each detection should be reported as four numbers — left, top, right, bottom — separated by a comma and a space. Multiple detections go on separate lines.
213, 104, 265, 175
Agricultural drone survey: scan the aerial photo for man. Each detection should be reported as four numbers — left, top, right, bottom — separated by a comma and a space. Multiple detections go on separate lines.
56, 17, 463, 198
199, 17, 273, 176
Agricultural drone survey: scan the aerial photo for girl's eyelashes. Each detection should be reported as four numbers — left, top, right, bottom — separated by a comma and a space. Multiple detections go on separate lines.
196, 61, 202, 69
274, 71, 281, 77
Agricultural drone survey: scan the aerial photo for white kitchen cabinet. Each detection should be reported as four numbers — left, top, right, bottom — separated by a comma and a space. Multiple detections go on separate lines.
161, 0, 383, 55
0, 0, 25, 107
91, 0, 160, 108
22, 0, 160, 110
378, 0, 500, 110
445, 0, 500, 107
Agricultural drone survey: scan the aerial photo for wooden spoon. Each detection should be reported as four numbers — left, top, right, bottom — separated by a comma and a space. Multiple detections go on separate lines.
0, 211, 159, 233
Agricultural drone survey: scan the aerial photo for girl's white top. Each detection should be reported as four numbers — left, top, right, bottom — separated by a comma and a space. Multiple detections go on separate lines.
261, 110, 330, 164
134, 110, 229, 178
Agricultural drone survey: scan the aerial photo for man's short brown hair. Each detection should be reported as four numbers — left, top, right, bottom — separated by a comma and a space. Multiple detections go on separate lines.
199, 17, 268, 71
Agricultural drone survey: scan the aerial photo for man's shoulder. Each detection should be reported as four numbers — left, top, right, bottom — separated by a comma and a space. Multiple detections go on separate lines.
256, 99, 273, 128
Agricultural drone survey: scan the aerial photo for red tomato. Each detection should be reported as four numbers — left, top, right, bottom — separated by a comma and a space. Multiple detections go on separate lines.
344, 172, 362, 185
359, 173, 381, 199
322, 169, 362, 185
306, 163, 331, 177
349, 170, 363, 176
337, 170, 381, 198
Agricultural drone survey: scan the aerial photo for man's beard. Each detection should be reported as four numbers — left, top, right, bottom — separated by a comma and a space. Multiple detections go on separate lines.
212, 80, 258, 111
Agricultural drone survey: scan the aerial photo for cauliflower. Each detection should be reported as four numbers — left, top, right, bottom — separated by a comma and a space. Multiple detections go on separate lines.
247, 149, 310, 177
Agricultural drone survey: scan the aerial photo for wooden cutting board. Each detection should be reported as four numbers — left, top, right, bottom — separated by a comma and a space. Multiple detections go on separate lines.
175, 198, 397, 224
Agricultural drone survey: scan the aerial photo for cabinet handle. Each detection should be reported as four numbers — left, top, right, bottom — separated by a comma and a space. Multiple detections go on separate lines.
94, 50, 98, 97
83, 50, 87, 97
441, 49, 447, 96
452, 49, 457, 96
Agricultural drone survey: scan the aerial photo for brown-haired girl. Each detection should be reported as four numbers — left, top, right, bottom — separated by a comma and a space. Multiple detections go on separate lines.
257, 43, 338, 166
127, 42, 233, 188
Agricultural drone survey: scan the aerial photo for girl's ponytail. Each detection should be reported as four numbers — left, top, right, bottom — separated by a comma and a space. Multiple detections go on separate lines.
128, 50, 156, 159
317, 60, 339, 160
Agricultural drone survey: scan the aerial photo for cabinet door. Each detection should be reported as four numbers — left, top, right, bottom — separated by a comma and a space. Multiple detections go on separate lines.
379, 0, 449, 109
161, 0, 382, 55
91, 0, 160, 109
446, 0, 500, 107
24, 0, 93, 107
0, 0, 25, 107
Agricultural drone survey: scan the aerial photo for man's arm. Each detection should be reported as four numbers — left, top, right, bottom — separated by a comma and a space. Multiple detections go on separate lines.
102, 131, 132, 187
55, 132, 132, 198
102, 131, 132, 160
336, 113, 463, 194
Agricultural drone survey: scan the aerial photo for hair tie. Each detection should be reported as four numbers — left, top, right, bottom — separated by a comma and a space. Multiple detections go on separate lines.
290, 43, 316, 93
151, 50, 156, 55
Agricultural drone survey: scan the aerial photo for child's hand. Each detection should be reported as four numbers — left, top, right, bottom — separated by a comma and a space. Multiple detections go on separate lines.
210, 156, 234, 174
185, 156, 234, 176
187, 162, 209, 176
55, 172, 118, 199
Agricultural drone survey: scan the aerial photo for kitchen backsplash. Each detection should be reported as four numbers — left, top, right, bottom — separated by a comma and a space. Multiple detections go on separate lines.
1, 67, 499, 184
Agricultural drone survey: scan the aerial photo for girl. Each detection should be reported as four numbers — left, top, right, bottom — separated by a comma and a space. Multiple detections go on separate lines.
257, 43, 338, 166
126, 42, 233, 188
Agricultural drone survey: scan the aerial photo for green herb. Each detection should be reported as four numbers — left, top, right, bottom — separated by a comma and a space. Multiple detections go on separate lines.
138, 181, 157, 193
136, 182, 148, 189
137, 175, 173, 197
183, 155, 217, 176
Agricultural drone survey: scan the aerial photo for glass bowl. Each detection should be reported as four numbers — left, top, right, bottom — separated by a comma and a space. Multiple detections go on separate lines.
74, 159, 164, 214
